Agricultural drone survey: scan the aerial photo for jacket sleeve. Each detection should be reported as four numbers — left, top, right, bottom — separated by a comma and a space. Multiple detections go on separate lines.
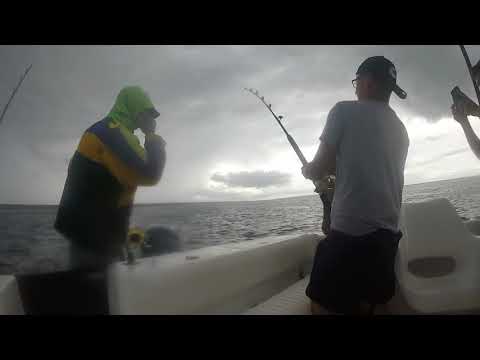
94, 125, 167, 188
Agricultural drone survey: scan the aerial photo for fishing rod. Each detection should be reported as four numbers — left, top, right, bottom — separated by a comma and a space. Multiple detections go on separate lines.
459, 45, 480, 105
244, 88, 308, 166
244, 87, 334, 234
244, 87, 336, 188
0, 64, 33, 126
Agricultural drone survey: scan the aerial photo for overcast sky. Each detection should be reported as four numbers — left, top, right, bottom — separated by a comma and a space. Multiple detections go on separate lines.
1, 45, 480, 205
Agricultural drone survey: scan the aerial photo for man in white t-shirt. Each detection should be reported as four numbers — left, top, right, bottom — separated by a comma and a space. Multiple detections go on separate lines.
302, 56, 410, 315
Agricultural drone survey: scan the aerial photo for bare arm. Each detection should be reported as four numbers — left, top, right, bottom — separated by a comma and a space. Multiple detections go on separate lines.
302, 141, 336, 181
452, 103, 480, 160
303, 102, 342, 182
460, 120, 480, 160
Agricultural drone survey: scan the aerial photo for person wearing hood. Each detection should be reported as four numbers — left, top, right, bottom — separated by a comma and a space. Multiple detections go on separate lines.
49, 86, 166, 314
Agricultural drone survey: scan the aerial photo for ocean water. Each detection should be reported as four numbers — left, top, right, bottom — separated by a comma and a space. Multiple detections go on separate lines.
1, 175, 479, 275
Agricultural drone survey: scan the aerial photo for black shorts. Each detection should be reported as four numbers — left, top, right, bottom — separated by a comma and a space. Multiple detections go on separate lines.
306, 228, 402, 314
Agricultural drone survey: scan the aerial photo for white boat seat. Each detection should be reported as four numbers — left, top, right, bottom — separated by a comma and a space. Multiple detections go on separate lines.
396, 198, 480, 313
243, 277, 310, 315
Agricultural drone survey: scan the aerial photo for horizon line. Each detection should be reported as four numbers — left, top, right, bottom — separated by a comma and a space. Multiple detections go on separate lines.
1, 174, 479, 207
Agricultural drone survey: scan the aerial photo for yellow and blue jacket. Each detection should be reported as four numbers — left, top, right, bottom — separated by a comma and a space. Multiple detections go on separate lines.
55, 86, 166, 252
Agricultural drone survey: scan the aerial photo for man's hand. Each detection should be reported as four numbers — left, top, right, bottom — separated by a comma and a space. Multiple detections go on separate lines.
452, 103, 469, 124
146, 133, 166, 148
465, 102, 480, 117
139, 117, 157, 135
302, 162, 314, 180
302, 141, 336, 182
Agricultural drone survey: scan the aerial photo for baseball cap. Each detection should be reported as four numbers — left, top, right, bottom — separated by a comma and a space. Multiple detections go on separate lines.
356, 56, 407, 99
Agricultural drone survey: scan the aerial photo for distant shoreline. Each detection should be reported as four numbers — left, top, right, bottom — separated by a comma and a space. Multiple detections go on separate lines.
2, 174, 480, 207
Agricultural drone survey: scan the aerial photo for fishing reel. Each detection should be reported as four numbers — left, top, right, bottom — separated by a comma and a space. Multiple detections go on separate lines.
314, 175, 335, 235
313, 175, 335, 195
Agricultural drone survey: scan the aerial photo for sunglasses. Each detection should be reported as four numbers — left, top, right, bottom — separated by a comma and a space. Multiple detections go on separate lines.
352, 77, 360, 88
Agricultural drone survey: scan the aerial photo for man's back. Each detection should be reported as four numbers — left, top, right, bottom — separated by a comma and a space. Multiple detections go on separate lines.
304, 56, 410, 314
323, 100, 409, 235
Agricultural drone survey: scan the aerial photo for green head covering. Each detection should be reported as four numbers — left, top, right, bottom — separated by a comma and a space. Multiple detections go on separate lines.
107, 86, 158, 132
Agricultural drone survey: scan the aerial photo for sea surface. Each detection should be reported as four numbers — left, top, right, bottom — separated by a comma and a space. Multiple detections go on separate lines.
1, 175, 480, 275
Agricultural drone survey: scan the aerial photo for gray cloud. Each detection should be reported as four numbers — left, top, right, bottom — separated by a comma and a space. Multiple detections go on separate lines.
211, 171, 291, 189
411, 147, 470, 168
1, 45, 480, 203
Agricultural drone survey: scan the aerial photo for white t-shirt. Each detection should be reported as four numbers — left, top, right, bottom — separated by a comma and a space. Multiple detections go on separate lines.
321, 100, 409, 236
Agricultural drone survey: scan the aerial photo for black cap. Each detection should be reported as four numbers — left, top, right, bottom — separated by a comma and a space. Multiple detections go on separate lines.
356, 56, 407, 99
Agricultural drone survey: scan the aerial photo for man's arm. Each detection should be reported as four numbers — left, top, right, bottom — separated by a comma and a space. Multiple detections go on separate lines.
88, 121, 167, 188
302, 141, 336, 181
460, 120, 480, 160
452, 103, 480, 160
302, 103, 342, 182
